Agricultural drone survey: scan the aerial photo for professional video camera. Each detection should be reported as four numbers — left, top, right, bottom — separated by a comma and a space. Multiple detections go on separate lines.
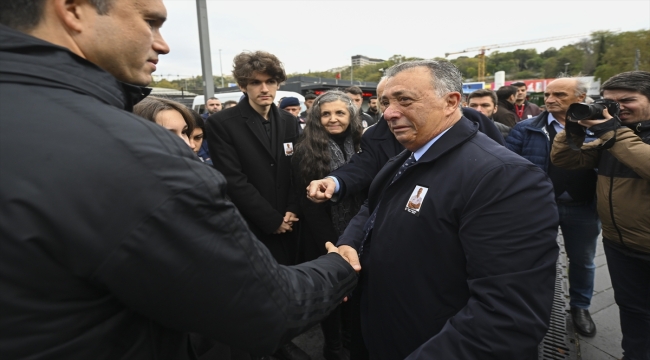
566, 99, 620, 122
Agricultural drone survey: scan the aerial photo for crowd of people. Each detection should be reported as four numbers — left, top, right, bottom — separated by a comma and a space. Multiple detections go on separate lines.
1, 1, 648, 360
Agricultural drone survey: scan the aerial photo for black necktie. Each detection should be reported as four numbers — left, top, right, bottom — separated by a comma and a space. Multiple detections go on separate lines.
359, 152, 416, 255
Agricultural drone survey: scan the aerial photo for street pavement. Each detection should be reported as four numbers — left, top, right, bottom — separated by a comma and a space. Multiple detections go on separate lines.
294, 234, 624, 360
578, 235, 623, 360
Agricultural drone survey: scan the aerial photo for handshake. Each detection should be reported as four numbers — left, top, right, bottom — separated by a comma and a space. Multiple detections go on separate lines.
326, 242, 361, 272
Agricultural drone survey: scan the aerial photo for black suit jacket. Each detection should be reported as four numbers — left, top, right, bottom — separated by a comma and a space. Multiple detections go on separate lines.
206, 97, 300, 263
333, 107, 505, 248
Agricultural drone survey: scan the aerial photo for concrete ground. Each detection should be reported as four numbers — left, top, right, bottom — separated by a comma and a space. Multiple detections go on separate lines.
294, 234, 625, 360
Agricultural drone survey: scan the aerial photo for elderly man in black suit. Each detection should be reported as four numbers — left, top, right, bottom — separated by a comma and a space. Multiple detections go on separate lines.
309, 60, 559, 359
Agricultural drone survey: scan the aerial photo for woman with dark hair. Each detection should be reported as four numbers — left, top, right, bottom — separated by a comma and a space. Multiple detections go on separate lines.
133, 96, 195, 149
291, 91, 364, 359
189, 110, 213, 164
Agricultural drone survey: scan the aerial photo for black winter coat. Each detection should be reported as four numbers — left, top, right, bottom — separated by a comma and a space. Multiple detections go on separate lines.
0, 25, 356, 359
205, 99, 301, 265
332, 107, 506, 248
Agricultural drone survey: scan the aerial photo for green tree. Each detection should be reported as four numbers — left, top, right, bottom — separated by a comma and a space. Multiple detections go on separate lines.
150, 78, 179, 89
594, 30, 650, 82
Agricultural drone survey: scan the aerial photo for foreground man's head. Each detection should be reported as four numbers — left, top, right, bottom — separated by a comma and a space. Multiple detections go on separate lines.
0, 0, 169, 86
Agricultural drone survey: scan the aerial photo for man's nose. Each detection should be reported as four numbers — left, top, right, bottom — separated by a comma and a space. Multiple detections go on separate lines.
154, 33, 170, 55
383, 105, 399, 120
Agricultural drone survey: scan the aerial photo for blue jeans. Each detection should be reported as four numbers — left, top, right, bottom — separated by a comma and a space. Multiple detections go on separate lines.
604, 243, 650, 360
557, 201, 601, 309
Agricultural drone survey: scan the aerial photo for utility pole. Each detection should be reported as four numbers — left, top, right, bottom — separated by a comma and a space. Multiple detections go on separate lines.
635, 49, 640, 71
219, 49, 225, 88
196, 0, 214, 99
351, 57, 353, 84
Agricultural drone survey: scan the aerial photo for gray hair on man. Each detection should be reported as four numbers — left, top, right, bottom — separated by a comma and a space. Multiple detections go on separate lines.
557, 75, 588, 98
384, 60, 463, 98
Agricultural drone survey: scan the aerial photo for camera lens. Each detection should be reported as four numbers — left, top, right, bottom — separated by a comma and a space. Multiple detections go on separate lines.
567, 103, 604, 121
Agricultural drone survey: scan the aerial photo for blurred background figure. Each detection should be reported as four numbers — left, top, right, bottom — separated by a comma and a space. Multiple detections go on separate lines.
301, 92, 317, 119
365, 96, 381, 125
493, 85, 518, 128
223, 100, 238, 109
344, 86, 375, 128
511, 81, 542, 122
467, 89, 511, 138
190, 110, 213, 164
280, 97, 305, 131
202, 96, 222, 119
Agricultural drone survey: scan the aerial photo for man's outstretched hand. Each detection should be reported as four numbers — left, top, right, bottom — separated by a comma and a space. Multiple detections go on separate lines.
325, 242, 361, 272
306, 178, 336, 203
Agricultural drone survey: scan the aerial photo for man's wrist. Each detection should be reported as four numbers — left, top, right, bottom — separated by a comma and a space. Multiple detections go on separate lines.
326, 176, 341, 194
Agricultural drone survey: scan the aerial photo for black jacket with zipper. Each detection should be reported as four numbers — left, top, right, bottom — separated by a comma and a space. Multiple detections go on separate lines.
0, 24, 356, 359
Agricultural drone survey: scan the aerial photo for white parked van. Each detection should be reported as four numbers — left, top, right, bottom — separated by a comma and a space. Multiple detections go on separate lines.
192, 91, 305, 114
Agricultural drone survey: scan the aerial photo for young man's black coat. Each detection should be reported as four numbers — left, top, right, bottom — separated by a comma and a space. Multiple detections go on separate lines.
206, 97, 300, 265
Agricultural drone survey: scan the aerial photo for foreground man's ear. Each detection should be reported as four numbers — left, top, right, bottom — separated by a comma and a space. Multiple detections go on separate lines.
54, 0, 90, 33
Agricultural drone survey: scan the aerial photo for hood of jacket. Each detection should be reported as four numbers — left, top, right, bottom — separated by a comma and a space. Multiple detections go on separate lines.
0, 24, 150, 111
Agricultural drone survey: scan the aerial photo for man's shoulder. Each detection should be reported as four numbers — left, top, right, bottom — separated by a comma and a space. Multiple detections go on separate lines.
514, 113, 547, 130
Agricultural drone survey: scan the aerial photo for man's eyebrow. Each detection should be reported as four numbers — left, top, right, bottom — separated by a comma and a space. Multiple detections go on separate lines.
386, 90, 411, 98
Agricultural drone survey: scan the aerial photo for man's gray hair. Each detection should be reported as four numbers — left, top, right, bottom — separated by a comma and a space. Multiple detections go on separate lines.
556, 74, 588, 98
384, 60, 463, 98
575, 79, 588, 98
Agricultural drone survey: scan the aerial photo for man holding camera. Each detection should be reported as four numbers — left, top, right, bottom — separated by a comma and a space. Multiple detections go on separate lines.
506, 77, 601, 338
551, 71, 650, 360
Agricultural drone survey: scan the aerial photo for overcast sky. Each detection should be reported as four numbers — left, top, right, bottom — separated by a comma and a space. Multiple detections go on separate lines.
154, 0, 650, 80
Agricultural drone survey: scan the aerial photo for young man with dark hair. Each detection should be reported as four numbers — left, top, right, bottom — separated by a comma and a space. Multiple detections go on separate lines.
0, 2, 356, 359
205, 50, 311, 360
344, 86, 376, 128
552, 71, 650, 359
467, 89, 511, 138
493, 85, 518, 128
511, 81, 542, 121
366, 95, 381, 124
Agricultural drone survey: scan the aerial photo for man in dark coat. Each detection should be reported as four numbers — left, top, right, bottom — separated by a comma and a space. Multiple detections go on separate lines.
493, 85, 518, 128
205, 51, 311, 360
313, 60, 559, 359
0, 2, 356, 359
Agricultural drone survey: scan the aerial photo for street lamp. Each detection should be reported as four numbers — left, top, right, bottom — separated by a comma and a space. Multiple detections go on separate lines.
564, 62, 570, 75
219, 49, 224, 88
